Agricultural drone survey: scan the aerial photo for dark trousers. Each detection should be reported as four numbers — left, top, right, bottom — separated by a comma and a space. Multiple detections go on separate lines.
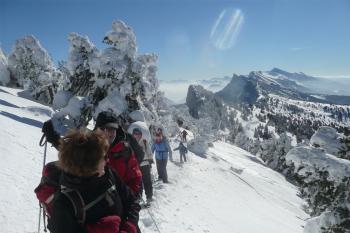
156, 159, 168, 183
140, 164, 153, 199
180, 152, 187, 162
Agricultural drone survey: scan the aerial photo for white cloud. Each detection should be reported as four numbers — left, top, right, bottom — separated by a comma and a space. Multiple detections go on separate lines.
159, 80, 191, 103
210, 9, 244, 50
314, 74, 350, 79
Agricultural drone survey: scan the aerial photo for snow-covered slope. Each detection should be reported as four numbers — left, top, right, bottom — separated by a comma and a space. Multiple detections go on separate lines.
0, 87, 56, 233
0, 86, 308, 233
142, 141, 309, 233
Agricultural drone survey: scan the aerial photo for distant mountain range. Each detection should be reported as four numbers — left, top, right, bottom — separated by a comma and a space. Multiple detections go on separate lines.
217, 69, 350, 105
160, 68, 350, 105
184, 68, 350, 148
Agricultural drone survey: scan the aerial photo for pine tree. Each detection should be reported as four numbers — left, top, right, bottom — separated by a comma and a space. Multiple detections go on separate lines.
338, 136, 350, 160
7, 35, 65, 103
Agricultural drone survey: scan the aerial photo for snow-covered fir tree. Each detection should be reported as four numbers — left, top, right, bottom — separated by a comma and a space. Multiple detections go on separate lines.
0, 48, 10, 86
286, 144, 350, 233
66, 32, 100, 97
51, 20, 162, 131
7, 35, 67, 103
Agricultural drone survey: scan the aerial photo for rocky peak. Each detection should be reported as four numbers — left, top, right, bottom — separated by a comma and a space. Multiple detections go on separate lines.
186, 85, 224, 119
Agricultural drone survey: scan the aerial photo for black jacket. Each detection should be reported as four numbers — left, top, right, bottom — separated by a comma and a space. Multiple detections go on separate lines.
48, 168, 140, 233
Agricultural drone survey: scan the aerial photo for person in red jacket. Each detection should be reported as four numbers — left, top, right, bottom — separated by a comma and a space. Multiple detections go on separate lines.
93, 112, 142, 194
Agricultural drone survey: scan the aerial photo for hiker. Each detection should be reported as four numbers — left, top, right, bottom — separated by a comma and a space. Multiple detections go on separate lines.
41, 111, 143, 194
131, 127, 154, 204
94, 112, 142, 194
181, 130, 188, 142
174, 142, 188, 163
45, 129, 140, 233
152, 132, 172, 183
154, 128, 173, 161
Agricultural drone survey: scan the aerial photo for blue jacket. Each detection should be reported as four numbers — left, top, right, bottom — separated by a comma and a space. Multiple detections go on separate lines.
152, 139, 172, 160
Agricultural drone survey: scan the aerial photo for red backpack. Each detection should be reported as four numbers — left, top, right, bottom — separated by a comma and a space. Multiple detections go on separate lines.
34, 161, 61, 216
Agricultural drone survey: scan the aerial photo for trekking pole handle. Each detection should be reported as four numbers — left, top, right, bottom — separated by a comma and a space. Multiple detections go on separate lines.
39, 134, 47, 147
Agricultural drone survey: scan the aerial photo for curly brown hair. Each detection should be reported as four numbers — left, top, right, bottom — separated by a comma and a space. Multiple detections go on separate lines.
58, 129, 109, 177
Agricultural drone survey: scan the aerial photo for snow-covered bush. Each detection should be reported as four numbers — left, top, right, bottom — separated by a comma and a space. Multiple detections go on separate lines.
67, 32, 100, 96
338, 136, 350, 160
0, 48, 10, 85
103, 20, 137, 59
187, 137, 209, 157
93, 90, 127, 119
52, 96, 91, 134
52, 90, 73, 110
304, 210, 350, 233
286, 146, 350, 232
7, 35, 67, 103
259, 133, 293, 174
310, 126, 343, 156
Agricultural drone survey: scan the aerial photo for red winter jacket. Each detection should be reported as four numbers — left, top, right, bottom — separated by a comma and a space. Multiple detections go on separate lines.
107, 141, 142, 194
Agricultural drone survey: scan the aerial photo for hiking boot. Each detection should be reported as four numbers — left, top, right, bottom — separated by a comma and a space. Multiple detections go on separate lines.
146, 197, 153, 203
142, 201, 151, 208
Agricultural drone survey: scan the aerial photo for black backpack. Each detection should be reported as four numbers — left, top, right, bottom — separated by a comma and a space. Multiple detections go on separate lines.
59, 169, 118, 225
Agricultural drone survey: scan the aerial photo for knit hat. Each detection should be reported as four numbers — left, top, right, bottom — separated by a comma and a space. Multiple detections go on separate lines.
132, 128, 142, 135
94, 111, 119, 130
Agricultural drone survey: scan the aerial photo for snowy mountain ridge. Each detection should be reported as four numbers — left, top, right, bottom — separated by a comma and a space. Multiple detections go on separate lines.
217, 70, 350, 106
159, 68, 350, 105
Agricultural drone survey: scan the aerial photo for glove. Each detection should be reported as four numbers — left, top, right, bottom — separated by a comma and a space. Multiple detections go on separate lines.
42, 120, 60, 148
86, 215, 121, 233
119, 220, 137, 233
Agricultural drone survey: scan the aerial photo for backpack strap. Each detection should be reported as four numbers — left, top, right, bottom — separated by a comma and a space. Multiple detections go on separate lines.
45, 193, 55, 205
61, 186, 86, 225
84, 183, 116, 211
60, 171, 117, 226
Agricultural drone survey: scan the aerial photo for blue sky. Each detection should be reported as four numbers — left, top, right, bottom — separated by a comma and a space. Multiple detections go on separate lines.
1, 0, 349, 80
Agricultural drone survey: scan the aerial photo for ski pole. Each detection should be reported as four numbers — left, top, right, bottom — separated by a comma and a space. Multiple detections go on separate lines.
37, 204, 41, 233
140, 198, 161, 233
38, 134, 48, 233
